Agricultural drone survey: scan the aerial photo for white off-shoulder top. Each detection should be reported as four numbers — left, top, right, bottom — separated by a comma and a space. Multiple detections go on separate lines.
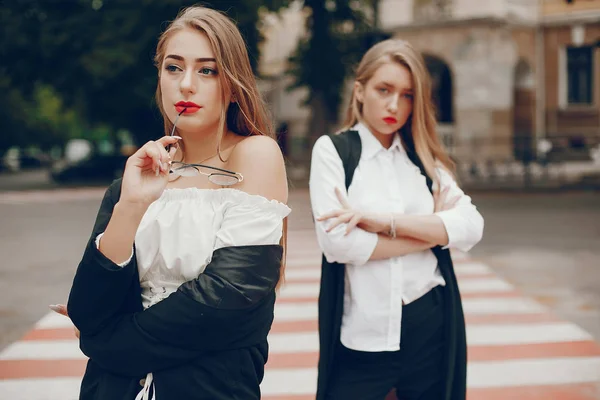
97, 187, 291, 309
96, 187, 291, 400
101, 188, 290, 400
136, 187, 290, 309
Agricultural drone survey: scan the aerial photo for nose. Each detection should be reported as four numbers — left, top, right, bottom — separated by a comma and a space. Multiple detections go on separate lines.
387, 93, 399, 114
180, 69, 196, 95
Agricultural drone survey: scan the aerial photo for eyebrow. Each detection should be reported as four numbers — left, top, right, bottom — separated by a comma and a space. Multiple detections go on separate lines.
380, 81, 413, 91
165, 55, 216, 63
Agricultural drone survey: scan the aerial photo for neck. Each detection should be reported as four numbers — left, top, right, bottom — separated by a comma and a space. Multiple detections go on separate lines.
177, 125, 230, 163
362, 120, 394, 149
372, 131, 394, 149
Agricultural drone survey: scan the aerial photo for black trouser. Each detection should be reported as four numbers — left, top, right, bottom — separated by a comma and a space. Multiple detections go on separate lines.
326, 285, 445, 400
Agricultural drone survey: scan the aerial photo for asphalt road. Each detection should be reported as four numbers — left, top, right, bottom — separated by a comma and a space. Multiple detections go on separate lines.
0, 173, 599, 350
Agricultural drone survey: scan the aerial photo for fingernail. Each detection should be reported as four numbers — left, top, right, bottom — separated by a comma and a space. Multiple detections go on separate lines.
49, 305, 62, 313
172, 136, 182, 140
155, 167, 159, 177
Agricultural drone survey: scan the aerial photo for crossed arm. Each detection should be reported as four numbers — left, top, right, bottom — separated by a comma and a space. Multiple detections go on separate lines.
309, 136, 484, 266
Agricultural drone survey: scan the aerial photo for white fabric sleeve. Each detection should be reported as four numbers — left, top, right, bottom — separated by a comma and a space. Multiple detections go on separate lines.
433, 168, 485, 252
213, 193, 291, 250
95, 232, 133, 268
309, 135, 378, 267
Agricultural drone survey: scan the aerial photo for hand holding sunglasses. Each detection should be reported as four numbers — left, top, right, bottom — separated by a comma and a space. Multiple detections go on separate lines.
118, 134, 179, 207
167, 109, 244, 186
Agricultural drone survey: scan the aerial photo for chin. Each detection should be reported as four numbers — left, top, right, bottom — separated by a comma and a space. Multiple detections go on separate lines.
180, 120, 206, 132
184, 116, 223, 133
377, 124, 400, 135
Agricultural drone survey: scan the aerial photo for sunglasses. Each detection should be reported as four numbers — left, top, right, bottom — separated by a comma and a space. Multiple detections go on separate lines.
167, 109, 243, 186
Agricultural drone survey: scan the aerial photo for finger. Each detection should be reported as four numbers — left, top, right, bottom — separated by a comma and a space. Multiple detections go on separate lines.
334, 187, 350, 209
154, 142, 171, 173
345, 213, 362, 235
168, 145, 177, 160
156, 135, 182, 148
326, 213, 353, 232
437, 186, 449, 206
134, 141, 161, 163
316, 210, 343, 221
155, 141, 171, 161
49, 304, 69, 317
157, 136, 181, 157
441, 186, 450, 198
139, 141, 164, 174
447, 196, 460, 208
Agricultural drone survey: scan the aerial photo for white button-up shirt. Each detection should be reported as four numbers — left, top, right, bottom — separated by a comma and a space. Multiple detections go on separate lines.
309, 122, 484, 352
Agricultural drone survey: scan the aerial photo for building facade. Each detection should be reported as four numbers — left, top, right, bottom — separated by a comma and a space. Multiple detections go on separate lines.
259, 0, 600, 176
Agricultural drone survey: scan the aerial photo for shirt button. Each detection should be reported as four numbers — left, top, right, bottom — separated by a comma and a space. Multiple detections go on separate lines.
139, 379, 146, 386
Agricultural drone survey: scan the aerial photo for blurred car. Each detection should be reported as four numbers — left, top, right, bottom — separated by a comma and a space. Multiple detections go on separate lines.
51, 153, 128, 184
2, 147, 51, 172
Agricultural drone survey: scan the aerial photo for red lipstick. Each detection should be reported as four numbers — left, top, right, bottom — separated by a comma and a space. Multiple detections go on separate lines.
383, 117, 398, 124
175, 101, 201, 114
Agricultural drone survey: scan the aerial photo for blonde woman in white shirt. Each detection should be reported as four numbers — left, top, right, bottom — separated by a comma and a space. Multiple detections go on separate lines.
310, 39, 484, 400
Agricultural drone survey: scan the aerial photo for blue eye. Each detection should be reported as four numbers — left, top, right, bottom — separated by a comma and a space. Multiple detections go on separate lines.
165, 65, 181, 73
199, 67, 217, 75
378, 87, 388, 94
403, 93, 414, 99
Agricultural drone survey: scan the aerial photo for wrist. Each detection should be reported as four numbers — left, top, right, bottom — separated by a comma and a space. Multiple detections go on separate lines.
114, 200, 149, 221
387, 213, 397, 238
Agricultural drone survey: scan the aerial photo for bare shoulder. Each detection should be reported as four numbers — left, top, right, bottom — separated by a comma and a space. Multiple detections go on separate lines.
227, 135, 288, 204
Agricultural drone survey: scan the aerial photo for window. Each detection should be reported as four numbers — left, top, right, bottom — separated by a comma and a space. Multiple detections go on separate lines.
567, 46, 593, 105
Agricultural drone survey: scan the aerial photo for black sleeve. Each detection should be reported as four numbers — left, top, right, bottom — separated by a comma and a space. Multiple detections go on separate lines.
67, 179, 141, 335
78, 245, 282, 377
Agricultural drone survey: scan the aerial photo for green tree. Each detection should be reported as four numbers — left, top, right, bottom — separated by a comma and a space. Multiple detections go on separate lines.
0, 0, 287, 150
263, 0, 382, 145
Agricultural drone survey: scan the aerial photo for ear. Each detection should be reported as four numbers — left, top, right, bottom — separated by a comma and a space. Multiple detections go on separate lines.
354, 81, 364, 103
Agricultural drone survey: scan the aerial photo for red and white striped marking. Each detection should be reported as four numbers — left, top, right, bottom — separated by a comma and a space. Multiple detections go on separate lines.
1, 229, 600, 399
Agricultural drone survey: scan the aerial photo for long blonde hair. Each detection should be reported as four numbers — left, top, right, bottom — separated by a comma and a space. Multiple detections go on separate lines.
341, 39, 454, 183
153, 6, 287, 288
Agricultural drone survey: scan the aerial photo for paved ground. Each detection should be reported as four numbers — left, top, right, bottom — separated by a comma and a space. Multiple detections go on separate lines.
0, 184, 599, 398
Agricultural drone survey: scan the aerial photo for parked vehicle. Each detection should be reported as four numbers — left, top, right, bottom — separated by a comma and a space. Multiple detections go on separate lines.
50, 153, 128, 184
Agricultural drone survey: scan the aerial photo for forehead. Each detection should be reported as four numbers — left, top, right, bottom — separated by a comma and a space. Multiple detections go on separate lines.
164, 27, 215, 60
369, 62, 413, 89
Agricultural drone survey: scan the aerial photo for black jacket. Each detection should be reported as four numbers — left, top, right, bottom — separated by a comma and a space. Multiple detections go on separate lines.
315, 130, 467, 400
67, 179, 283, 399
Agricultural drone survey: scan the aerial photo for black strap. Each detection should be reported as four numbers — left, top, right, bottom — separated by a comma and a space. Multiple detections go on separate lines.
329, 128, 434, 194
400, 128, 434, 193
328, 130, 362, 190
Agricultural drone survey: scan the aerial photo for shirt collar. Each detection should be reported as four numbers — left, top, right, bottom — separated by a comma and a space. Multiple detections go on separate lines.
353, 121, 404, 160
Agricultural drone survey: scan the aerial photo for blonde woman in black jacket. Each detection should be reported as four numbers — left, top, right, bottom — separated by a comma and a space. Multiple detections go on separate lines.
54, 6, 289, 400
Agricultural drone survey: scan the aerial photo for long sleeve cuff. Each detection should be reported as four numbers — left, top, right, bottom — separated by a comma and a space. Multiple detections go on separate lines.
435, 208, 483, 252
317, 223, 379, 267
95, 232, 133, 267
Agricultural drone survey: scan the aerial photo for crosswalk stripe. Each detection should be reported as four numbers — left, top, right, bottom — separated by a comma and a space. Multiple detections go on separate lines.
1, 198, 598, 399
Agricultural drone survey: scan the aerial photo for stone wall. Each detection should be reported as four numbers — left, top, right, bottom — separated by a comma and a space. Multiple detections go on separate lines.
393, 22, 519, 161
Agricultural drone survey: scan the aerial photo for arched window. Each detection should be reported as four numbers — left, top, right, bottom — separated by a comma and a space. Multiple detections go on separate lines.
423, 54, 454, 123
